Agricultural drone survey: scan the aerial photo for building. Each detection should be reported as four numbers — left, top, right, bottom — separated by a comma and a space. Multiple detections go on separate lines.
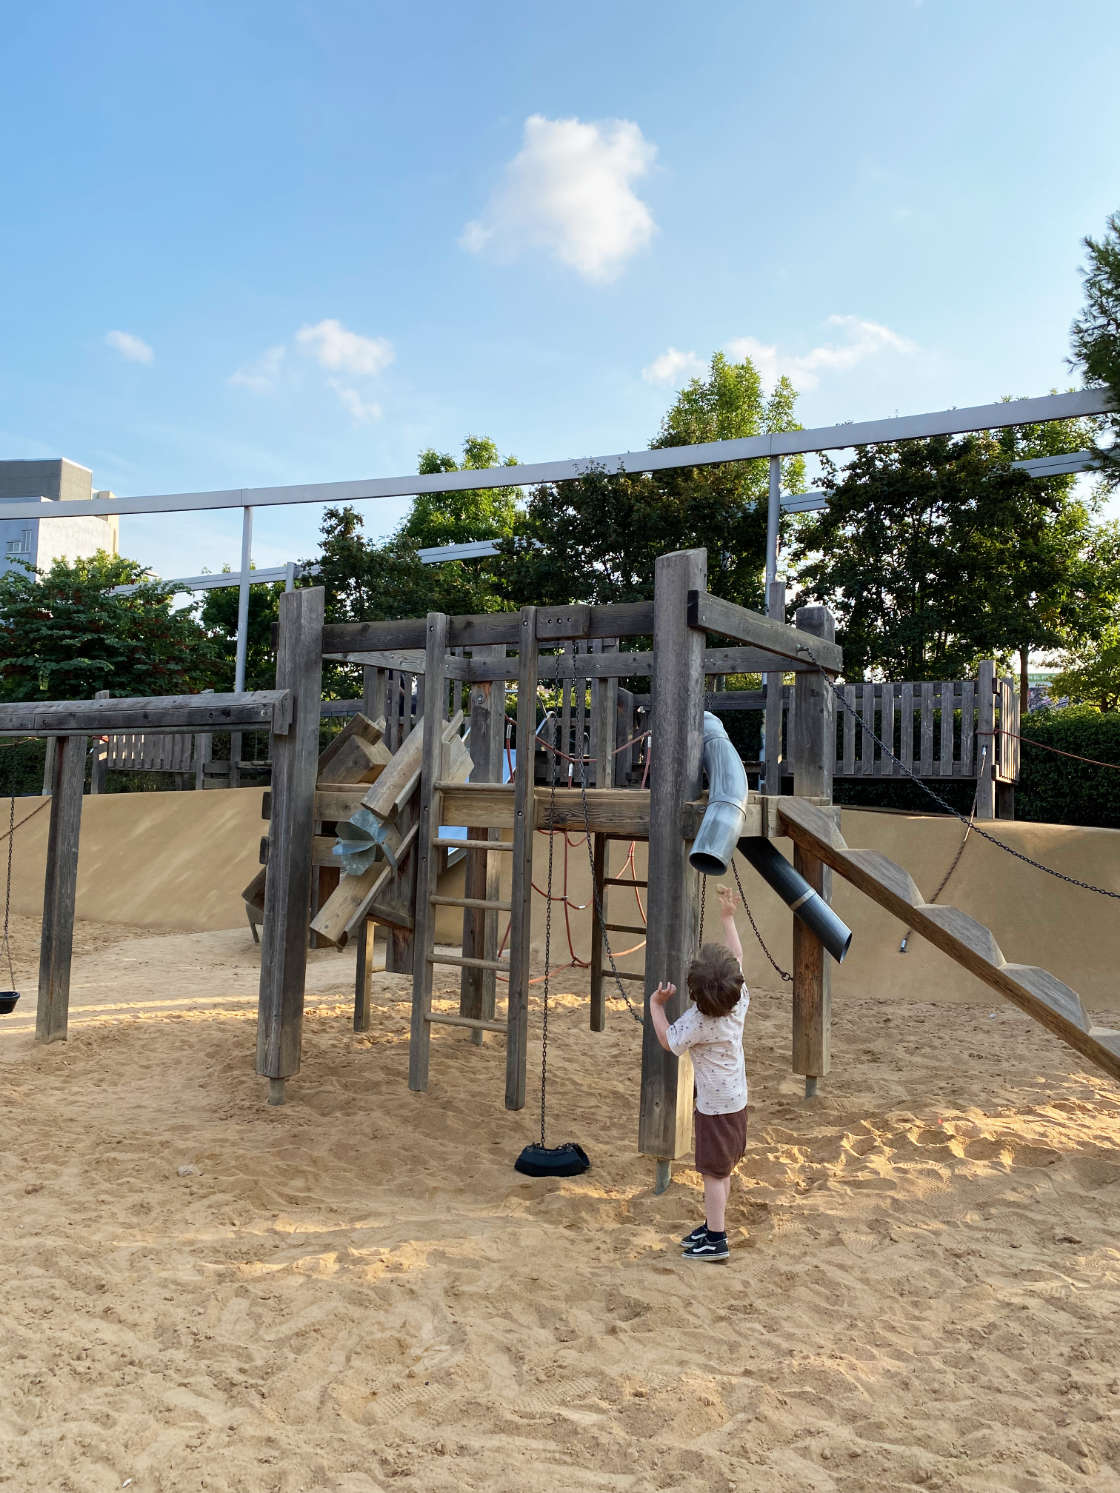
0, 458, 120, 578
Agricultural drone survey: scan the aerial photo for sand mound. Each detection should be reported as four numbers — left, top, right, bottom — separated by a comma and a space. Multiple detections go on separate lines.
3, 924, 1120, 1491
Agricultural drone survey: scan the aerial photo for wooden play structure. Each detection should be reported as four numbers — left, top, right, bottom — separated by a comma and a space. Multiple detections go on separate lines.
5, 544, 1118, 1186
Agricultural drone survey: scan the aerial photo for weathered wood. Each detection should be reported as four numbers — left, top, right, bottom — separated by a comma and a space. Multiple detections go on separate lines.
430, 953, 509, 971
880, 681, 895, 777
256, 588, 325, 1081
316, 713, 388, 784
434, 894, 513, 912
0, 689, 292, 737
976, 661, 996, 819
353, 918, 375, 1032
687, 590, 843, 672
898, 681, 914, 778
959, 679, 975, 775
589, 833, 607, 1032
309, 821, 413, 946
428, 1012, 508, 1034
506, 607, 539, 1111
789, 605, 837, 1083
409, 613, 451, 1092
460, 646, 505, 1043
776, 794, 1120, 1083
939, 681, 954, 777
919, 683, 935, 777
591, 640, 618, 790
35, 734, 87, 1043
640, 550, 707, 1163
88, 690, 111, 793
463, 642, 820, 683
319, 600, 655, 656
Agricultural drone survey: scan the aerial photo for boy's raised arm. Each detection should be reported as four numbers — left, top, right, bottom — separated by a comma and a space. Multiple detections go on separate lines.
716, 884, 744, 967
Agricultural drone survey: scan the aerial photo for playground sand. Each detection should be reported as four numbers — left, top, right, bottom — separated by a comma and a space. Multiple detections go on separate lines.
3, 921, 1120, 1492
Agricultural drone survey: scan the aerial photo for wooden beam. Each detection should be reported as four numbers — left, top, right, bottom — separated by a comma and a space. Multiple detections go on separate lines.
409, 613, 451, 1092
640, 549, 707, 1164
353, 918, 375, 1033
506, 606, 539, 1111
460, 643, 819, 682
687, 591, 844, 673
256, 587, 324, 1086
0, 689, 293, 737
35, 734, 86, 1043
319, 599, 654, 655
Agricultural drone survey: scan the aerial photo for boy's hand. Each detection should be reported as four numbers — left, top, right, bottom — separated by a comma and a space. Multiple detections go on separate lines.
650, 982, 676, 1007
716, 885, 736, 917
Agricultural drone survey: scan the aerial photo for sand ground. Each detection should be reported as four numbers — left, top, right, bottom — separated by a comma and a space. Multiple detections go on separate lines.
2, 918, 1120, 1492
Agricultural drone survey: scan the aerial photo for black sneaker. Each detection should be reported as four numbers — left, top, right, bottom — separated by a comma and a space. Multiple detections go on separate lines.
680, 1224, 708, 1248
684, 1233, 729, 1262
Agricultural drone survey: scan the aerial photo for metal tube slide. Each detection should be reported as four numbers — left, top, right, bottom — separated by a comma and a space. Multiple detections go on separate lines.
688, 712, 751, 875
737, 837, 853, 964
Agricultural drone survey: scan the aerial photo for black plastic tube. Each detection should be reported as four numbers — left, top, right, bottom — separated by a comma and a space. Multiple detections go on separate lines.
737, 836, 853, 964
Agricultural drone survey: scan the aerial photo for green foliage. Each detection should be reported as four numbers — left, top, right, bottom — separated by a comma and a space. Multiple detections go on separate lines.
403, 436, 521, 549
1070, 210, 1120, 487
1049, 623, 1120, 712
1016, 706, 1120, 827
197, 573, 285, 691
501, 351, 805, 611
791, 429, 1120, 687
0, 551, 221, 703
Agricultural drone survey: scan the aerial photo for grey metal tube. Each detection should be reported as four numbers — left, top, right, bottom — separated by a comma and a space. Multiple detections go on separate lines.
737, 836, 853, 964
689, 712, 751, 875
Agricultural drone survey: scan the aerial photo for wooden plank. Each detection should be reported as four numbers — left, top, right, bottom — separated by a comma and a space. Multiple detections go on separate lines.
88, 690, 110, 793
360, 711, 462, 821
789, 606, 837, 1082
919, 683, 935, 777
959, 680, 975, 775
976, 662, 996, 818
319, 600, 655, 656
408, 612, 451, 1092
840, 686, 857, 776
880, 682, 895, 778
506, 606, 539, 1111
640, 549, 706, 1163
898, 682, 914, 778
309, 821, 413, 947
460, 644, 505, 1042
856, 681, 874, 775
35, 734, 87, 1043
559, 643, 574, 786
256, 588, 325, 1083
467, 643, 820, 682
427, 1012, 507, 1034
0, 689, 292, 737
938, 682, 954, 777
592, 640, 618, 790
687, 590, 844, 672
430, 953, 509, 971
589, 833, 607, 1032
353, 918, 375, 1033
434, 894, 513, 912
316, 712, 387, 784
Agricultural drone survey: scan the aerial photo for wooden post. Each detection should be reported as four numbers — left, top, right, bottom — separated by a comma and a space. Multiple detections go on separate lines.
761, 581, 785, 795
639, 550, 706, 1174
89, 690, 110, 794
408, 615, 450, 1092
353, 916, 376, 1032
976, 660, 996, 820
194, 690, 214, 791
256, 586, 324, 1100
386, 670, 419, 975
36, 734, 87, 1042
41, 736, 56, 796
506, 607, 539, 1111
790, 605, 836, 1096
460, 645, 505, 1044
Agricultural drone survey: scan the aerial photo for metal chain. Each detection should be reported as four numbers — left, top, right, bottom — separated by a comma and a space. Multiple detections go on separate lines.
731, 860, 793, 982
830, 683, 1120, 903
538, 775, 557, 1147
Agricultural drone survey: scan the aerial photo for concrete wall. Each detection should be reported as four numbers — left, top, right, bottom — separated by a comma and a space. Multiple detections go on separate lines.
8, 788, 1119, 1011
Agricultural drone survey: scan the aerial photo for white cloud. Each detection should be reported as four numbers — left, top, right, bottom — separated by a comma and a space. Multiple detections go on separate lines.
105, 329, 154, 364
725, 315, 917, 391
296, 318, 394, 376
229, 344, 286, 393
328, 380, 382, 424
460, 114, 657, 283
642, 346, 706, 386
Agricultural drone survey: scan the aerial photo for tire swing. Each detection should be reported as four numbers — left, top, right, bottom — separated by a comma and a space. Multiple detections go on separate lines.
515, 775, 590, 1179
1, 770, 21, 1015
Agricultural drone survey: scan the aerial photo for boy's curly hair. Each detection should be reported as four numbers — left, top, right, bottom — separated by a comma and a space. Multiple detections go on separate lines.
687, 943, 743, 1018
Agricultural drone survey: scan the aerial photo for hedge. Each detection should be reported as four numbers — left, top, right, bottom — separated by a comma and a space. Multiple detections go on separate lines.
1015, 707, 1120, 828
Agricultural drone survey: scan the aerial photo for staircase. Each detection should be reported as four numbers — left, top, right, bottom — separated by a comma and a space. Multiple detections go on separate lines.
775, 796, 1120, 1083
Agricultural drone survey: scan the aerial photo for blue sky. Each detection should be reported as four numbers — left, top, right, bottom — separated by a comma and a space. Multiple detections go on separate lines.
1, 0, 1117, 579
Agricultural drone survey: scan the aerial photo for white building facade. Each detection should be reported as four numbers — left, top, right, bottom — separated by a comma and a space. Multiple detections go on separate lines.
0, 458, 119, 578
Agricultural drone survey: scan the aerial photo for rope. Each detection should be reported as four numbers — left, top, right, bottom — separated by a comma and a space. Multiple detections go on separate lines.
997, 729, 1120, 771
830, 684, 1120, 903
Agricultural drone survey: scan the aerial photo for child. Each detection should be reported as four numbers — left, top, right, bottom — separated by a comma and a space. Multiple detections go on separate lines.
649, 884, 748, 1263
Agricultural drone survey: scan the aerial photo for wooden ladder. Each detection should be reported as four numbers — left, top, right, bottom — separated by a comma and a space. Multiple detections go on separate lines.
775, 796, 1120, 1082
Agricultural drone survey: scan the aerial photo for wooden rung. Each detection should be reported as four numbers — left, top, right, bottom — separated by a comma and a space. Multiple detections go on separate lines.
603, 876, 648, 888
427, 1012, 508, 1034
429, 953, 510, 972
606, 969, 645, 983
430, 895, 513, 912
434, 837, 514, 852
604, 922, 647, 936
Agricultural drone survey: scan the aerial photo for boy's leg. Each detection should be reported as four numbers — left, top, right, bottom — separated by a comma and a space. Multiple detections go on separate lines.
702, 1172, 730, 1234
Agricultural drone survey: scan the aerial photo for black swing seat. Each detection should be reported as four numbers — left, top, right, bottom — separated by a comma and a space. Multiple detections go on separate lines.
0, 992, 20, 1015
515, 1141, 590, 1178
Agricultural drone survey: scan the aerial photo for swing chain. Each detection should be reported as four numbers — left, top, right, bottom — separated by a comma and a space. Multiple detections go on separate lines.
731, 859, 792, 983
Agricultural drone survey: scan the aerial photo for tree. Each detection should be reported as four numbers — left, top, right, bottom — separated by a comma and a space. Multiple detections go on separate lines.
401, 436, 521, 549
196, 572, 285, 692
790, 430, 1120, 701
0, 551, 221, 702
1070, 210, 1120, 487
1049, 623, 1120, 712
501, 351, 805, 611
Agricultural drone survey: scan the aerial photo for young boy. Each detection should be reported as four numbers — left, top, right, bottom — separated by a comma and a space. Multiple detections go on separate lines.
649, 885, 748, 1263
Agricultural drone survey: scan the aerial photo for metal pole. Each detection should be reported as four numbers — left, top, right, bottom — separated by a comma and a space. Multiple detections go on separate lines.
284, 561, 296, 592
234, 506, 254, 693
765, 455, 780, 595
761, 456, 782, 793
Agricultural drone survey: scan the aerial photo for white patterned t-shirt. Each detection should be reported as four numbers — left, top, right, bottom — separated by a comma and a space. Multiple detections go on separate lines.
665, 985, 749, 1115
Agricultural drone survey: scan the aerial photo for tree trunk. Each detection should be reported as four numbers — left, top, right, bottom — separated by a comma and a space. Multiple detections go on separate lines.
1019, 647, 1030, 712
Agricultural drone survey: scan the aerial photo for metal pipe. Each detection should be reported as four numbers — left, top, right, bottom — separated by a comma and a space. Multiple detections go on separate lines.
234, 506, 254, 693
689, 712, 751, 875
737, 836, 853, 964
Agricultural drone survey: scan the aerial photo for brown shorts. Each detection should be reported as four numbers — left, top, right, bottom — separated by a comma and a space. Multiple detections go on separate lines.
694, 1106, 747, 1179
